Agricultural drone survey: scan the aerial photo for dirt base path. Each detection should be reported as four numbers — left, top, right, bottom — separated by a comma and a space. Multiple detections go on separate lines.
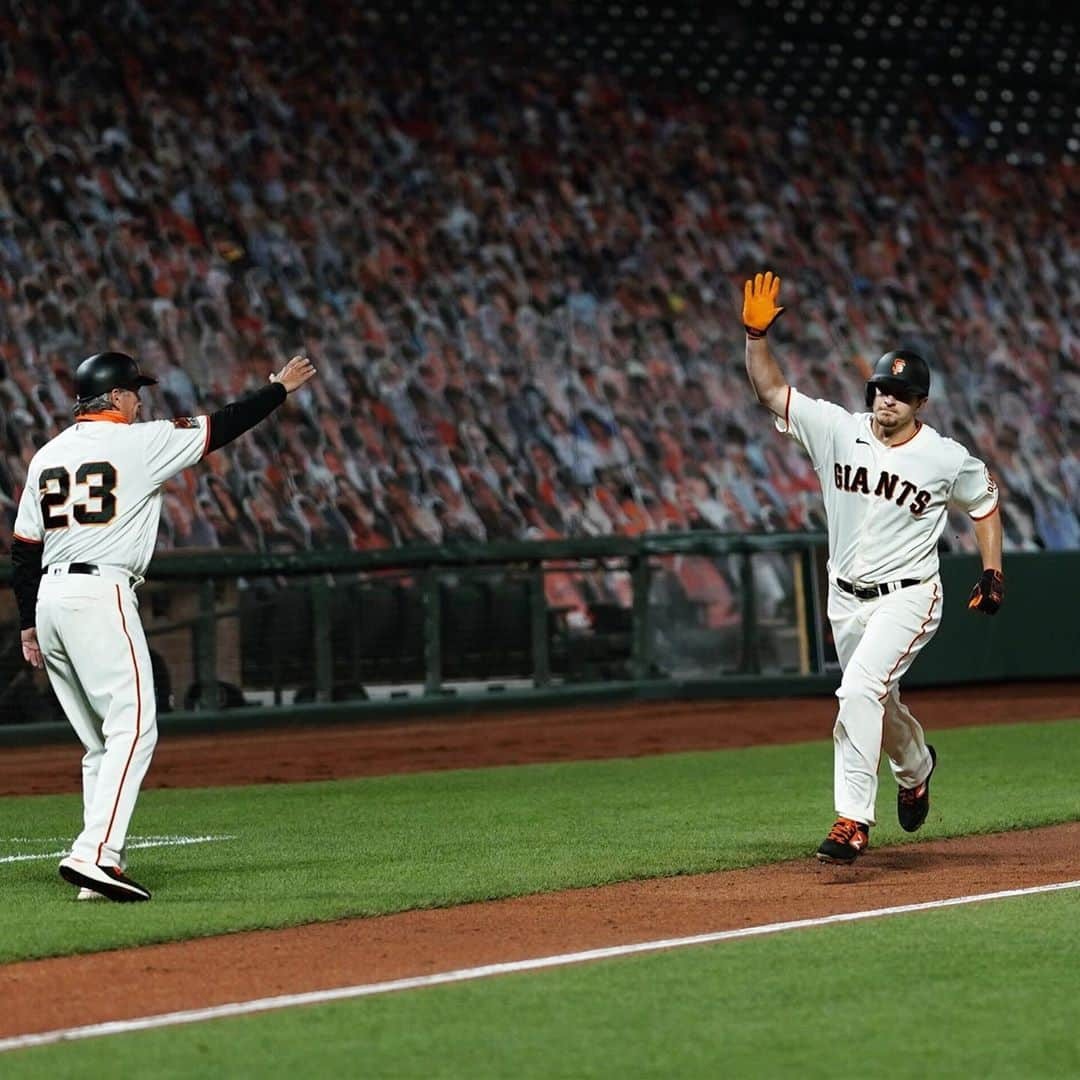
3, 823, 1079, 1041
1, 680, 1077, 1043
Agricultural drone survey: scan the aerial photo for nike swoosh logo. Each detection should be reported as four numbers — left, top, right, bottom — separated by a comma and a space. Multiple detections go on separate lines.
855, 439, 869, 446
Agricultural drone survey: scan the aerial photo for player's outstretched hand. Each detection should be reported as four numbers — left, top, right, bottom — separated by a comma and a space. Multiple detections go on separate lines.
968, 568, 1004, 615
21, 628, 43, 670
270, 355, 317, 393
743, 271, 785, 338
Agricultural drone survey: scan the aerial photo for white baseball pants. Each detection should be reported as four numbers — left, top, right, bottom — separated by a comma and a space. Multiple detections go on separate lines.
827, 577, 941, 826
35, 569, 158, 868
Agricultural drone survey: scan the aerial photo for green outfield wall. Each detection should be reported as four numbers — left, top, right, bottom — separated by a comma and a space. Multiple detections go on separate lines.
1, 535, 1076, 740
905, 551, 1077, 685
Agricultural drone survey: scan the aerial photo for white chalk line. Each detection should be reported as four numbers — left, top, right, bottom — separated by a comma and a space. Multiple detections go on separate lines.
2, 876, 1079, 1055
0, 835, 235, 865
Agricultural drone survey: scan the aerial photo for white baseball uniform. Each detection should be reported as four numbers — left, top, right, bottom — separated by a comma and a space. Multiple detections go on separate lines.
776, 388, 999, 825
13, 412, 210, 868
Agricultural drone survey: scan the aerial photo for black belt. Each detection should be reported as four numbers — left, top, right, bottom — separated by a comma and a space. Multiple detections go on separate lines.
836, 577, 921, 600
47, 563, 138, 586
68, 562, 104, 576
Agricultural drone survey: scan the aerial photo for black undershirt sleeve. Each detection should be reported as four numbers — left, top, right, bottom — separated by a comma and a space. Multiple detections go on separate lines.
11, 538, 44, 630
205, 381, 287, 454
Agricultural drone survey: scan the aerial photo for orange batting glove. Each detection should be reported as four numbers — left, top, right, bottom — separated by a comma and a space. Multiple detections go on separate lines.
743, 270, 785, 338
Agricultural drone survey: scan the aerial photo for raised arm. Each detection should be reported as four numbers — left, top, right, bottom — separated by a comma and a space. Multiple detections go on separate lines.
742, 271, 789, 418
205, 355, 317, 454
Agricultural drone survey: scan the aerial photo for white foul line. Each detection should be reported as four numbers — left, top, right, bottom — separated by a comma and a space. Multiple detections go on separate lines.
0, 836, 235, 865
3, 876, 1080, 1055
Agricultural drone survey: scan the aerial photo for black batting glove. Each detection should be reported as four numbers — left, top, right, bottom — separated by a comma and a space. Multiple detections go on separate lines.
968, 569, 1004, 616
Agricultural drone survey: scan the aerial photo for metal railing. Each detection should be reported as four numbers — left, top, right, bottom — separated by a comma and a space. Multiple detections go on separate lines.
0, 531, 831, 732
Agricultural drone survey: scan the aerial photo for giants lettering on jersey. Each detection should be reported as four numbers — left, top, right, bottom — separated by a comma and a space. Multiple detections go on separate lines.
833, 463, 932, 516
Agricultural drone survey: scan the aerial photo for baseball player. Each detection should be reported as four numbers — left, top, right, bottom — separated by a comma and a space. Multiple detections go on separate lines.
741, 272, 1003, 863
10, 350, 317, 900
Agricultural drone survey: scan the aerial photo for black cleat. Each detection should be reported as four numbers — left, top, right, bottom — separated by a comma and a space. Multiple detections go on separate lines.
59, 857, 151, 902
897, 745, 937, 833
815, 817, 870, 864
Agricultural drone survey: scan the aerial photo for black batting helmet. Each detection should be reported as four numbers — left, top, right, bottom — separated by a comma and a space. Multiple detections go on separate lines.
865, 350, 930, 408
74, 352, 158, 402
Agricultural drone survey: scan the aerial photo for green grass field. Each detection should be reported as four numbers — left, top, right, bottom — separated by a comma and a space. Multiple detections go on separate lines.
2, 716, 1079, 1075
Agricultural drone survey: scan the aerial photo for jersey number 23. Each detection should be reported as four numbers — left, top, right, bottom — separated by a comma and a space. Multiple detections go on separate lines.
39, 462, 118, 528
